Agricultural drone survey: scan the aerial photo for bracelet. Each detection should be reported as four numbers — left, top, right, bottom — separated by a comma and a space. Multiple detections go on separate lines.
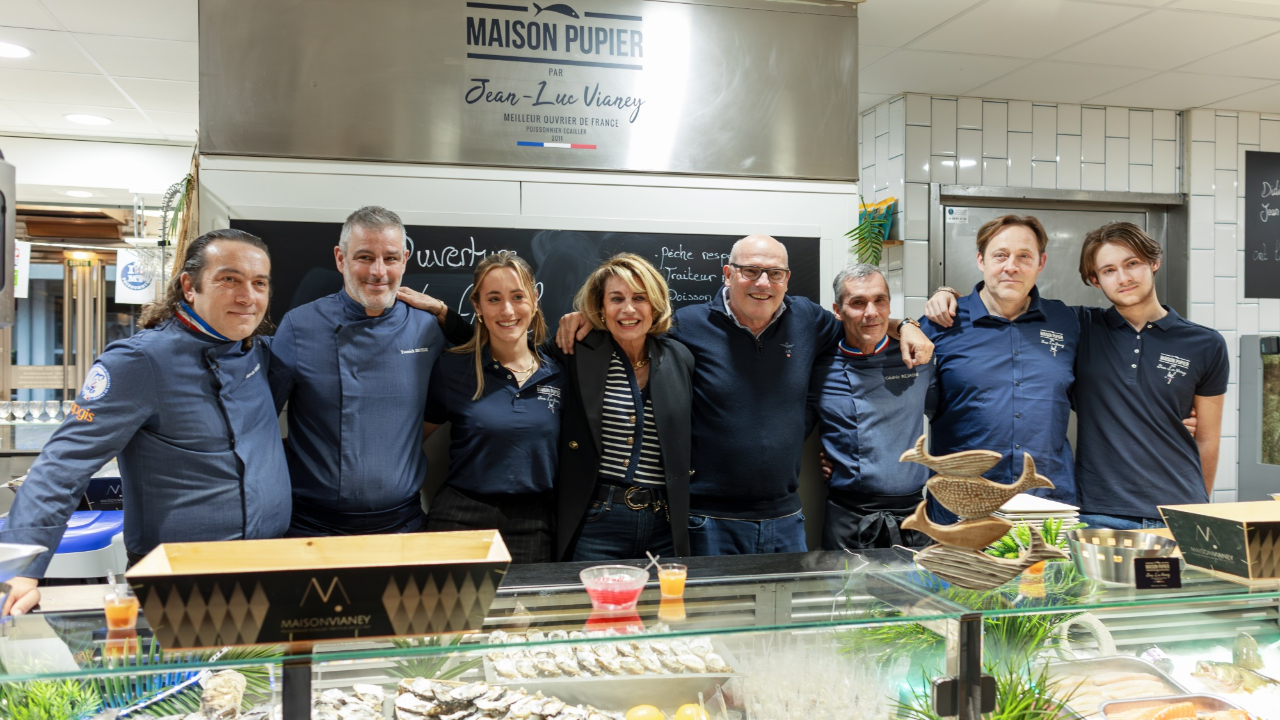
897, 318, 922, 333
935, 286, 961, 298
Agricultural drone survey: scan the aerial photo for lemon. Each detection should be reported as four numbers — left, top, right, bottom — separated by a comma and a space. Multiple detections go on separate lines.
626, 705, 664, 720
675, 704, 708, 720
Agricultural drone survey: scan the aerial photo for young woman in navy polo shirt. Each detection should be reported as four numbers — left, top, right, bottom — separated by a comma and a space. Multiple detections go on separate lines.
422, 252, 565, 564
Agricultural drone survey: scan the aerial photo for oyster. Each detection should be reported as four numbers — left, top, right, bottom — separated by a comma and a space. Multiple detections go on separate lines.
703, 652, 731, 673
658, 654, 684, 674
615, 642, 637, 658
555, 656, 583, 676
597, 656, 623, 675
578, 653, 604, 676
687, 637, 713, 658
637, 652, 664, 674
541, 699, 566, 717
618, 658, 644, 675
547, 630, 569, 642
677, 654, 706, 673
669, 640, 691, 656
649, 641, 672, 656
594, 644, 619, 661
493, 658, 520, 679
534, 657, 563, 677
396, 693, 434, 716
516, 658, 539, 678
488, 630, 508, 644
352, 684, 384, 705
450, 682, 491, 702
527, 629, 546, 643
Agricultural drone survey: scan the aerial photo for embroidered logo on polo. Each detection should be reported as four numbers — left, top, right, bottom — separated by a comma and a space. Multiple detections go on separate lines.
400, 347, 432, 355
780, 342, 794, 358
1040, 329, 1065, 356
245, 363, 260, 380
1157, 353, 1190, 384
884, 372, 919, 381
81, 363, 111, 401
536, 385, 562, 413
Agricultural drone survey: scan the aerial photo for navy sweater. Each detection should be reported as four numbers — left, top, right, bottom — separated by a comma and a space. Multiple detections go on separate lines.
670, 291, 842, 518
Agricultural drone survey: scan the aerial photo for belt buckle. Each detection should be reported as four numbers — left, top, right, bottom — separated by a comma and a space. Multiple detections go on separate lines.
624, 486, 649, 510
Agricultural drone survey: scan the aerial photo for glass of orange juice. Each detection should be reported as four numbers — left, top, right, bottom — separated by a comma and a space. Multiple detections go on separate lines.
104, 584, 139, 630
657, 563, 687, 598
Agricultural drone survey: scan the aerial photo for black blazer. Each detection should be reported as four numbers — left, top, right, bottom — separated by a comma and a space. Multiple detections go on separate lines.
553, 330, 695, 560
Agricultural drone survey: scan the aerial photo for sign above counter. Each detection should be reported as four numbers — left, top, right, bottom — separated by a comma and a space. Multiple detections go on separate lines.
199, 0, 859, 180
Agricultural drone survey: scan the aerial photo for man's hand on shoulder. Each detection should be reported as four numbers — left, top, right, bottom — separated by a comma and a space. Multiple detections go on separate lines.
555, 312, 591, 354
898, 322, 934, 369
924, 289, 959, 328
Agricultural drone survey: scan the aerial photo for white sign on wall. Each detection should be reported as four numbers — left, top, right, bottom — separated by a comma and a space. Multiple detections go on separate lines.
14, 240, 29, 300
115, 248, 157, 304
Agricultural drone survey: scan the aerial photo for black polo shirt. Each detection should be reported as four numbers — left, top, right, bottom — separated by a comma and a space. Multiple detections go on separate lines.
1074, 305, 1229, 519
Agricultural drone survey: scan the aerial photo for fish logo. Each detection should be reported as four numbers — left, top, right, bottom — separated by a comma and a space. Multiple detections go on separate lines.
1157, 353, 1190, 385
533, 2, 579, 18
1040, 329, 1065, 356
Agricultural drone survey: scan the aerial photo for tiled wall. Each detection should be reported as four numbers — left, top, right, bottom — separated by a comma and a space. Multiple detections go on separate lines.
1185, 109, 1280, 503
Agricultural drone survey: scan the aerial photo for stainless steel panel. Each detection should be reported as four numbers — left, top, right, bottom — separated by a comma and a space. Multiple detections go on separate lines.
199, 0, 858, 180
941, 204, 1157, 308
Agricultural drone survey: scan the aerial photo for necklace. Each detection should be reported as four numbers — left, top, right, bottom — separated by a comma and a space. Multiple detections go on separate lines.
631, 357, 649, 370
509, 355, 537, 377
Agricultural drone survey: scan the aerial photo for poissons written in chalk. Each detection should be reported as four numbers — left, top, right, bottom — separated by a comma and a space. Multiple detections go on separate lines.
467, 78, 645, 122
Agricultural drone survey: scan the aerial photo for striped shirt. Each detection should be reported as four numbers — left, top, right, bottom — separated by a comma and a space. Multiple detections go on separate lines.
598, 350, 665, 487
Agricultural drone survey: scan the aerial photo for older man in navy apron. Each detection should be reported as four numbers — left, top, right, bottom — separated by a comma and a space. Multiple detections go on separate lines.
0, 229, 290, 615
269, 207, 470, 536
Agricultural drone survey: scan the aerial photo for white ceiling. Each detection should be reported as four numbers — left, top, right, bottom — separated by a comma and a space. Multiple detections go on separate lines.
859, 0, 1280, 112
7, 0, 1280, 147
0, 0, 196, 143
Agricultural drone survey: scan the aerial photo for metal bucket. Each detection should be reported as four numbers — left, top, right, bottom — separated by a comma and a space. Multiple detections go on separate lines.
1067, 529, 1177, 586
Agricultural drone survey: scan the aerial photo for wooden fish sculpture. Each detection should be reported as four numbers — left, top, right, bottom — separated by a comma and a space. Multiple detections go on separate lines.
916, 524, 1068, 590
899, 435, 1001, 477
900, 501, 1013, 550
924, 452, 1054, 520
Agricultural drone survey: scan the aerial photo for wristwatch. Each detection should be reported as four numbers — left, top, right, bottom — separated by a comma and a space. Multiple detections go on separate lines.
897, 317, 922, 333
935, 286, 961, 298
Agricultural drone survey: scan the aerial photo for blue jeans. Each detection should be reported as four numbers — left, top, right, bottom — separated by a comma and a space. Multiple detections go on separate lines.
1078, 513, 1165, 530
572, 489, 676, 562
687, 511, 807, 555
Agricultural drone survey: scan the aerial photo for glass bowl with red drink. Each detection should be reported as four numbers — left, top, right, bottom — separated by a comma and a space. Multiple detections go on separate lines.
579, 564, 649, 610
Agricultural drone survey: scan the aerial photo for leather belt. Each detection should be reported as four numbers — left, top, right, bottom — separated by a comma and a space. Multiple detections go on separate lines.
592, 483, 667, 513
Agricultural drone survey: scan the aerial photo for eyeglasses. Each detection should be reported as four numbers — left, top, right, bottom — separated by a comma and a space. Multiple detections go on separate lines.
730, 263, 789, 283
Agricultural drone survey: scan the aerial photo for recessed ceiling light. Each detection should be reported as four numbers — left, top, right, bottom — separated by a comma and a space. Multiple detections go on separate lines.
64, 114, 111, 126
0, 42, 33, 59
64, 190, 94, 198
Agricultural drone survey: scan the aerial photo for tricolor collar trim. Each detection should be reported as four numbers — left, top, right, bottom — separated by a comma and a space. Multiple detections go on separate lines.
175, 301, 231, 342
839, 335, 889, 357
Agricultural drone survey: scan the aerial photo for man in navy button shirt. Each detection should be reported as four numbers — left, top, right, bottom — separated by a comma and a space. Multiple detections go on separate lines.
921, 215, 1080, 519
1070, 223, 1227, 528
270, 206, 462, 536
808, 263, 937, 550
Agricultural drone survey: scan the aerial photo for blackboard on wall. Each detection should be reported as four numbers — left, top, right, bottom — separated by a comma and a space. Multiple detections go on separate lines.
229, 220, 822, 326
1245, 150, 1280, 299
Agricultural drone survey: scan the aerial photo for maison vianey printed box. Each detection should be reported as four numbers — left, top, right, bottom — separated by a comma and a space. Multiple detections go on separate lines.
1159, 502, 1280, 581
126, 531, 511, 650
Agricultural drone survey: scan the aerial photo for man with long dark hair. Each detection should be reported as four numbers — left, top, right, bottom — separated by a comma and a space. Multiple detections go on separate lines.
0, 229, 290, 615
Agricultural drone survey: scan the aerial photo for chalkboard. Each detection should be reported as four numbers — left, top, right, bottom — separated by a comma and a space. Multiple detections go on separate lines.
1245, 150, 1280, 299
229, 221, 821, 326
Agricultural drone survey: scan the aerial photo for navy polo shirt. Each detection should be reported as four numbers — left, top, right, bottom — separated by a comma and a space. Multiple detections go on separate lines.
1074, 306, 1229, 518
922, 283, 1079, 512
808, 338, 939, 496
426, 347, 565, 496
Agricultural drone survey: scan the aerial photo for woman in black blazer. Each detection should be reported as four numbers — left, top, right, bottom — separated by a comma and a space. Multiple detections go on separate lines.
555, 253, 694, 562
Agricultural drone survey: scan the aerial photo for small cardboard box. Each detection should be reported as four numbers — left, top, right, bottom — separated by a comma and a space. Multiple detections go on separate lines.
1159, 502, 1280, 580
126, 530, 510, 650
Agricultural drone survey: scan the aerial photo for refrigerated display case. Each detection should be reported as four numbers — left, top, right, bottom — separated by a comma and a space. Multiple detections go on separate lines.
1, 549, 1277, 720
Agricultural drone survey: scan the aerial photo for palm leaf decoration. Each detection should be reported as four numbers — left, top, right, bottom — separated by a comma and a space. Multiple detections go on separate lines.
387, 635, 483, 681
846, 198, 896, 266
92, 638, 279, 717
